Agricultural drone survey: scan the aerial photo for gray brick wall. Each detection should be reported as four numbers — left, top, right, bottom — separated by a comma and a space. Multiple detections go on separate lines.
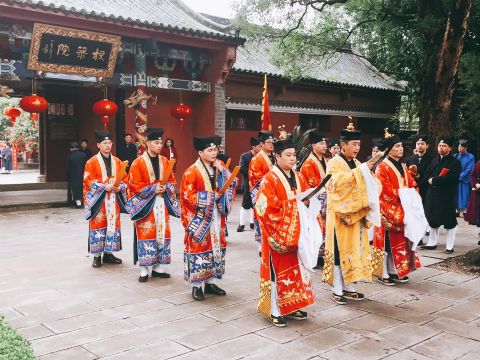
214, 82, 226, 146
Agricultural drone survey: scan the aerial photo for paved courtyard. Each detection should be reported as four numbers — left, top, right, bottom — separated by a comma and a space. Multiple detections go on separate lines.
1, 200, 479, 359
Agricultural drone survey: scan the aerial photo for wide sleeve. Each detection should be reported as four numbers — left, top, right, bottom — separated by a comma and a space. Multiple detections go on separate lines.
431, 159, 462, 186
460, 155, 475, 183
127, 158, 150, 198
326, 158, 369, 226
255, 174, 300, 253
248, 156, 265, 190
375, 163, 404, 226
300, 159, 321, 188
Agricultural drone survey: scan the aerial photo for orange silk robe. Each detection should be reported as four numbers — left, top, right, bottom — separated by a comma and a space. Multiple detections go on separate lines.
180, 159, 237, 285
300, 153, 328, 188
248, 150, 274, 243
83, 153, 127, 254
300, 153, 329, 235
127, 153, 177, 267
255, 167, 315, 317
372, 159, 421, 278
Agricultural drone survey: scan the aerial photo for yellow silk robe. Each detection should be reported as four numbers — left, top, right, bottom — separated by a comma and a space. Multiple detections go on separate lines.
322, 154, 374, 286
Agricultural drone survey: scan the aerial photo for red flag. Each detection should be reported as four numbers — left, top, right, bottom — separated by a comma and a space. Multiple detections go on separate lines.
261, 74, 272, 131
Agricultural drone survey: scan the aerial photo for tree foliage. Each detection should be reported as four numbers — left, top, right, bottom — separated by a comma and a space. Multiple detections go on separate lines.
0, 97, 39, 151
233, 0, 477, 139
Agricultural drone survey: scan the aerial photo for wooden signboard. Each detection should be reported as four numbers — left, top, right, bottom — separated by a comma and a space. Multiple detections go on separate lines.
28, 23, 121, 78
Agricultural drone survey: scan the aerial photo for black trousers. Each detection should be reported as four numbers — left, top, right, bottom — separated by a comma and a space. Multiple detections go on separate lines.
242, 189, 253, 209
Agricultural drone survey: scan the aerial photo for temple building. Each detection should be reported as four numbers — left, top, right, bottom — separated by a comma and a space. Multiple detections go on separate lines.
0, 0, 402, 181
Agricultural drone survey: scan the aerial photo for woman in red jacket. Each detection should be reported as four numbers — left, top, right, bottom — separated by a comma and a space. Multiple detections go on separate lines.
160, 138, 178, 172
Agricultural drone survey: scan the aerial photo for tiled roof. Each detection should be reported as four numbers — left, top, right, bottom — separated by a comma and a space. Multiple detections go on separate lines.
2, 0, 243, 43
233, 41, 403, 91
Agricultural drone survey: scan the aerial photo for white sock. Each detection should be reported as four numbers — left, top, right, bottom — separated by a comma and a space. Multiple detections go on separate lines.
382, 253, 389, 279
239, 207, 246, 226
92, 253, 102, 258
427, 227, 440, 246
249, 209, 254, 224
386, 254, 397, 275
270, 281, 281, 317
205, 278, 215, 285
445, 227, 457, 250
140, 266, 149, 277
332, 265, 344, 295
192, 282, 204, 288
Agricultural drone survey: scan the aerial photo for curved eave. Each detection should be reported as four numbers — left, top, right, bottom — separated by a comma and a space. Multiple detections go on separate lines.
3, 0, 246, 45
231, 68, 404, 93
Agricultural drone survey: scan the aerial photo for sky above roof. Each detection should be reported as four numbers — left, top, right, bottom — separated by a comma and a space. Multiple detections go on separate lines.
181, 0, 235, 18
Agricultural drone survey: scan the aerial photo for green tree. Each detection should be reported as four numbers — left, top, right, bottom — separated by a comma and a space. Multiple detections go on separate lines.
234, 0, 475, 138
0, 97, 39, 151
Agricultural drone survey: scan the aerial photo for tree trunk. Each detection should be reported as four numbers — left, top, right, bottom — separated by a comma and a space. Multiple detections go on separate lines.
421, 0, 473, 138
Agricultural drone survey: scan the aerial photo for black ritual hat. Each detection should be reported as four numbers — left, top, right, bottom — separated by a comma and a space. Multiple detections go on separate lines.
258, 130, 274, 143
438, 136, 455, 147
273, 136, 295, 154
415, 134, 430, 144
146, 128, 164, 141
340, 121, 362, 141
379, 128, 402, 151
309, 130, 327, 144
193, 136, 222, 151
250, 137, 260, 146
95, 130, 111, 143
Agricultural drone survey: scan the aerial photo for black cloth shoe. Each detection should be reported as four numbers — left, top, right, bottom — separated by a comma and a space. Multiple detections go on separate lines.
420, 245, 437, 250
204, 283, 226, 296
418, 239, 424, 246
92, 256, 101, 268
138, 274, 148, 283
389, 274, 409, 283
250, 223, 255, 230
270, 315, 287, 327
103, 253, 122, 264
286, 310, 307, 320
343, 291, 365, 301
313, 256, 324, 269
192, 286, 205, 301
332, 293, 348, 305
152, 271, 171, 278
478, 240, 480, 246
446, 249, 454, 254
377, 277, 396, 286
237, 225, 245, 232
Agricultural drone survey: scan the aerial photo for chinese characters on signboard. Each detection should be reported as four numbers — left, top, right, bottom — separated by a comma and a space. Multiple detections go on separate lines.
28, 23, 120, 78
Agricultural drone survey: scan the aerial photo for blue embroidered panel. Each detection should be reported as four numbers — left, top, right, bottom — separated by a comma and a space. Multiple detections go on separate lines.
164, 182, 180, 218
126, 184, 157, 221
216, 167, 237, 217
183, 248, 226, 285
116, 183, 128, 214
89, 228, 122, 253
250, 181, 260, 206
187, 191, 215, 243
136, 238, 171, 267
85, 181, 106, 220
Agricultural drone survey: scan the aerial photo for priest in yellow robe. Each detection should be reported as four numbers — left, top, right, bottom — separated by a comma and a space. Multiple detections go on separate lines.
322, 122, 381, 304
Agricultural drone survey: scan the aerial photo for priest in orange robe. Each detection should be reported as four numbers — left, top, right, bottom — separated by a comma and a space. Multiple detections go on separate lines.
255, 137, 316, 327
127, 128, 179, 282
372, 130, 422, 286
180, 136, 237, 301
300, 130, 329, 268
83, 130, 127, 268
248, 130, 275, 252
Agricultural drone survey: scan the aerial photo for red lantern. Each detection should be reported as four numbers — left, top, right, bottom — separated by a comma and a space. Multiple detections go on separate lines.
93, 99, 118, 129
19, 94, 48, 124
170, 103, 192, 128
3, 106, 21, 125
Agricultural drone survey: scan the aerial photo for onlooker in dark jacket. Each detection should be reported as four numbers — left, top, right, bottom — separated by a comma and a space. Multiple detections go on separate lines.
66, 142, 87, 208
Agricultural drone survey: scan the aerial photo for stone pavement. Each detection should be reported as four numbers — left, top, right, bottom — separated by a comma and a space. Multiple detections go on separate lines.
0, 200, 479, 359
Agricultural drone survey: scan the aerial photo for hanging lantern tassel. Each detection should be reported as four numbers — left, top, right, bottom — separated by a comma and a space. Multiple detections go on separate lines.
170, 103, 192, 129
93, 99, 118, 129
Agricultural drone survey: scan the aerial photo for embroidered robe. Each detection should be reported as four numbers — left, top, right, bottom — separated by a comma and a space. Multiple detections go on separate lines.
255, 167, 315, 317
180, 159, 237, 285
83, 153, 127, 254
127, 152, 179, 267
249, 150, 274, 243
372, 159, 421, 279
322, 155, 374, 286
